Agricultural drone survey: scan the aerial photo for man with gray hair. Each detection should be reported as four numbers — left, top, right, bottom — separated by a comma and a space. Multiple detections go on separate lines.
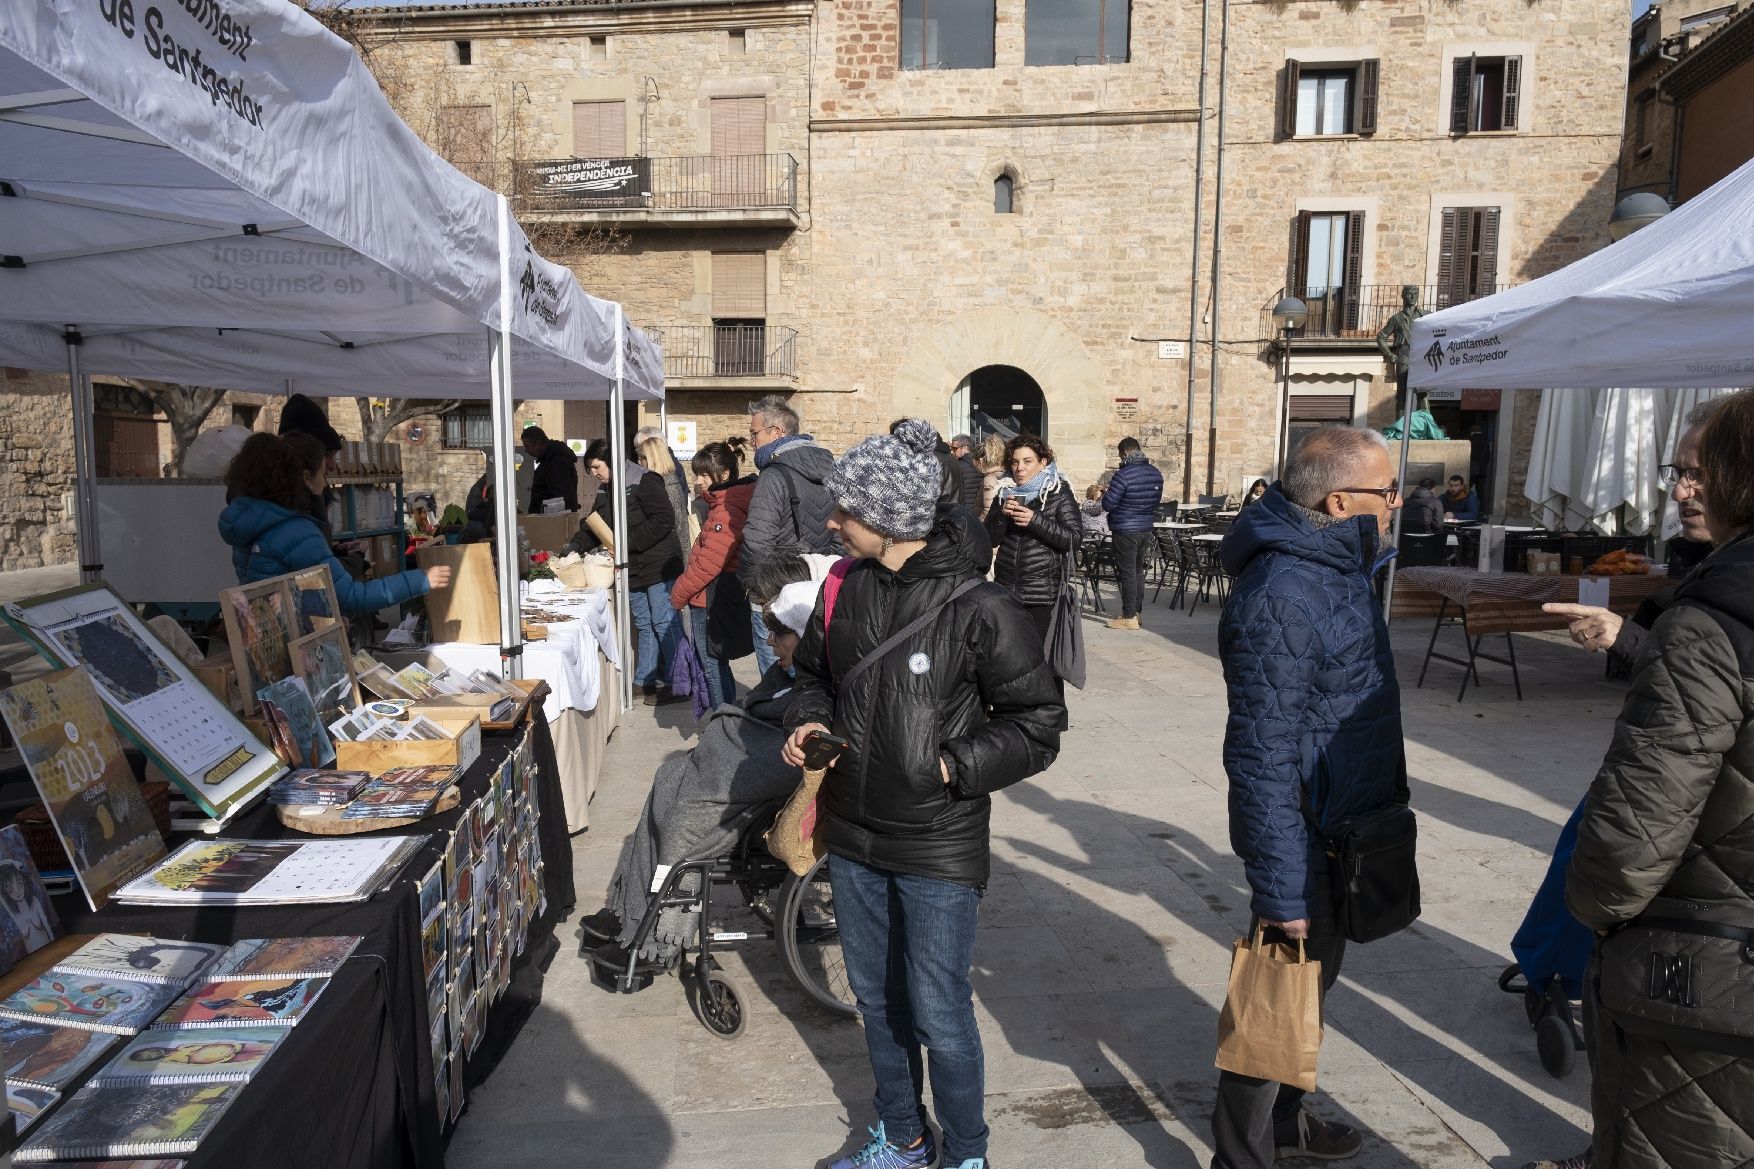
1209, 426, 1407, 1167
741, 395, 841, 671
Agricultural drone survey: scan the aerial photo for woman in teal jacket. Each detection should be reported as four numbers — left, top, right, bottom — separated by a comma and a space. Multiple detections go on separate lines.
218, 432, 450, 613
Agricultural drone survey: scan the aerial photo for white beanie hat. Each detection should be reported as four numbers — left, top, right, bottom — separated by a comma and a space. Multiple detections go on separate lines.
769, 578, 825, 638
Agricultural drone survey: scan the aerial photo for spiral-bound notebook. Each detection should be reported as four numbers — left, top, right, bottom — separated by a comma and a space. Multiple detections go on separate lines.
204, 936, 361, 981
52, 935, 226, 987
15, 1082, 236, 1162
93, 1026, 287, 1086
155, 977, 328, 1029
0, 972, 182, 1035
1, 1018, 117, 1091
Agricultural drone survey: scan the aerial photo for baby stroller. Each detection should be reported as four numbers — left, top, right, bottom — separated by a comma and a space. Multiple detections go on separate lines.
589, 802, 857, 1039
1498, 798, 1595, 1077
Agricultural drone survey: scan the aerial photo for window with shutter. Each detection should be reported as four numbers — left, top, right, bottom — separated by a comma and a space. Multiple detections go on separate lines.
1342, 210, 1365, 330
1289, 394, 1355, 422
1289, 210, 1312, 298
1450, 54, 1522, 133
1437, 206, 1501, 305
1450, 56, 1475, 134
1474, 207, 1501, 293
710, 97, 766, 206
712, 253, 767, 320
571, 101, 627, 158
1500, 56, 1521, 130
1280, 60, 1302, 140
1355, 59, 1380, 135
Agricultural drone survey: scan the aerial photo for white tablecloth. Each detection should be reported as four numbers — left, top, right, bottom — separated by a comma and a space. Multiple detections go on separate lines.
426, 585, 621, 722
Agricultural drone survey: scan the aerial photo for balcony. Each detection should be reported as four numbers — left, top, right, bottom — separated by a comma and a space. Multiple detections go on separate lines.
513, 154, 800, 228
647, 324, 798, 390
1263, 284, 1514, 347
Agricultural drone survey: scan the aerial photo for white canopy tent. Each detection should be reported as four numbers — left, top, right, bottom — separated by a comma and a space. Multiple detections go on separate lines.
1376, 155, 1754, 606
0, 0, 663, 703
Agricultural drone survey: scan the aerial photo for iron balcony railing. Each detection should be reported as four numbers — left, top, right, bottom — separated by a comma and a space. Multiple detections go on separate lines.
513, 153, 799, 213
1264, 283, 1515, 341
648, 325, 798, 380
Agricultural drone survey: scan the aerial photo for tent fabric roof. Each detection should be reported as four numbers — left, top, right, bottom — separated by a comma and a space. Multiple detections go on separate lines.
1408, 153, 1754, 391
0, 1, 663, 400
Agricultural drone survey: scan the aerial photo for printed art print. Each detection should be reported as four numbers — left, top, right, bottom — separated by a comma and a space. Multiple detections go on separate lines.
208, 935, 360, 980
0, 971, 171, 1033
144, 842, 299, 896
0, 669, 164, 911
0, 825, 61, 967
159, 977, 326, 1027
23, 1082, 237, 1153
1, 1018, 116, 1089
106, 1026, 284, 1080
289, 627, 356, 728
220, 582, 295, 717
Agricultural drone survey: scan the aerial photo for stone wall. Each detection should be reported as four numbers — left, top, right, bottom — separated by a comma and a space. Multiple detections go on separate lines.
0, 369, 78, 571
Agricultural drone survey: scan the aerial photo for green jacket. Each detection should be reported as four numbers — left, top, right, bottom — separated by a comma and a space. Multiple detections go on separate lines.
1567, 534, 1754, 1168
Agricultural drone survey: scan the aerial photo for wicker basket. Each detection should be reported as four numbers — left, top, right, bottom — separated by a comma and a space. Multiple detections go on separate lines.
14, 781, 173, 873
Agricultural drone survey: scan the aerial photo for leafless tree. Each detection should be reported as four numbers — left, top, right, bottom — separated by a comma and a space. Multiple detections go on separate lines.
356, 397, 463, 445
125, 380, 227, 473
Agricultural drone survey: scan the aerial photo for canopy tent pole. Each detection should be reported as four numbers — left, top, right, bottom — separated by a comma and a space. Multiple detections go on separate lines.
490, 196, 524, 680
610, 307, 635, 715
1383, 374, 1415, 621
64, 328, 102, 584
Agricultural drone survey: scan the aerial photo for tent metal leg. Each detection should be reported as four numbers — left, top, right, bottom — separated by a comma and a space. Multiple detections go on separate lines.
610, 307, 634, 715
1383, 373, 1416, 620
490, 197, 524, 680
66, 331, 103, 585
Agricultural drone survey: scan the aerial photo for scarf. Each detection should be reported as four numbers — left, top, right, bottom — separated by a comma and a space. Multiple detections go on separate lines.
755, 432, 813, 471
1000, 462, 1061, 503
1120, 451, 1149, 467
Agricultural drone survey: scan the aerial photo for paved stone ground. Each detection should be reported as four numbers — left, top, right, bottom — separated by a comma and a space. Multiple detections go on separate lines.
447, 589, 1625, 1169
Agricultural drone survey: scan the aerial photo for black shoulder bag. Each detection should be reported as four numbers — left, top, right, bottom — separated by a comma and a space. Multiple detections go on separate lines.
1303, 787, 1421, 944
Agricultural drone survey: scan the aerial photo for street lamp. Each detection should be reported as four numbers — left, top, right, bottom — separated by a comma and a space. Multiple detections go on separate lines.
1607, 191, 1671, 241
1271, 295, 1307, 478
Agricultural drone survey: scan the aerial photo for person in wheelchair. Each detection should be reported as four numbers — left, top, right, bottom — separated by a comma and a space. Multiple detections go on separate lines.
579, 552, 835, 972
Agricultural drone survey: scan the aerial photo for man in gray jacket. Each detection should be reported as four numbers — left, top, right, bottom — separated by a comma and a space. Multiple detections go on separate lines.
740, 395, 841, 671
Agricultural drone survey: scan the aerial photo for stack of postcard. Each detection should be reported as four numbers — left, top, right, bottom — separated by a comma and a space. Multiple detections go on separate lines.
265, 769, 371, 808
12, 935, 363, 1162
340, 766, 457, 821
327, 708, 451, 744
112, 838, 424, 907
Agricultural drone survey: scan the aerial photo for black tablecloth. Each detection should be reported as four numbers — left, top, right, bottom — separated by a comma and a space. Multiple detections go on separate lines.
46, 710, 577, 1169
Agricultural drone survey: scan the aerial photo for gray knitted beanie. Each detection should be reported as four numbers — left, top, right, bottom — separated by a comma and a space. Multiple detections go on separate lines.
828, 419, 942, 540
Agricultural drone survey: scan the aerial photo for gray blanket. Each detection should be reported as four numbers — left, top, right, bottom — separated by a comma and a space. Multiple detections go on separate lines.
606, 698, 800, 960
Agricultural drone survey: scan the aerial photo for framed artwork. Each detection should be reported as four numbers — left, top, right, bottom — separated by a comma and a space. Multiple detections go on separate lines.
218, 579, 296, 716
289, 627, 357, 728
1, 584, 284, 824
289, 567, 341, 639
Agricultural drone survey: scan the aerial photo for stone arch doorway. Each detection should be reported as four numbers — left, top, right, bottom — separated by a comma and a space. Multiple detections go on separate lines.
889, 306, 1104, 486
950, 365, 1046, 447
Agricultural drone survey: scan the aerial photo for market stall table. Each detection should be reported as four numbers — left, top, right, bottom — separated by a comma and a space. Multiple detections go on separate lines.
41, 711, 576, 1169
1392, 566, 1672, 700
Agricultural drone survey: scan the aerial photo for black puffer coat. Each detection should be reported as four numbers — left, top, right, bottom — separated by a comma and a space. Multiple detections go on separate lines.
786, 507, 1065, 887
1568, 534, 1754, 1168
985, 476, 1082, 607
567, 468, 682, 590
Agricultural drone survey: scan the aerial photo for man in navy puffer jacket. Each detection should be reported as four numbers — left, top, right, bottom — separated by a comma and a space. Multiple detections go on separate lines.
1100, 437, 1163, 628
1211, 426, 1407, 1168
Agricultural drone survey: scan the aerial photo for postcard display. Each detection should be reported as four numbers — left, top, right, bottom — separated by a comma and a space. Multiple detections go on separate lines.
2, 586, 284, 825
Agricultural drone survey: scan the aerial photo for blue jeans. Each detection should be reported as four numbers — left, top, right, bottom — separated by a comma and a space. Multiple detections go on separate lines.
750, 606, 778, 675
629, 580, 681, 687
688, 605, 736, 708
830, 854, 987, 1163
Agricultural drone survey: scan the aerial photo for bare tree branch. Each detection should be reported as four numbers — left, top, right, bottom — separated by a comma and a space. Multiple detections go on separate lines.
123, 379, 228, 473
357, 397, 463, 444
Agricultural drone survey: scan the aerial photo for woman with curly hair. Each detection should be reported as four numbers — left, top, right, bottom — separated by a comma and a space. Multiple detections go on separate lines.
983, 434, 1081, 643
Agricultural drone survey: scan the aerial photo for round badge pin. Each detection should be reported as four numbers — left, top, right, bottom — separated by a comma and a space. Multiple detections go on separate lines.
908, 652, 931, 675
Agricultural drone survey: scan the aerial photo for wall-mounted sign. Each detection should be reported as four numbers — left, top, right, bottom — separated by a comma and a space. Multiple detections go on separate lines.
1157, 341, 1187, 360
667, 420, 699, 459
524, 157, 651, 207
1114, 397, 1140, 421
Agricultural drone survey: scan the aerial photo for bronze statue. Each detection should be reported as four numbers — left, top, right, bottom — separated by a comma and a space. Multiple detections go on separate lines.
1376, 285, 1426, 374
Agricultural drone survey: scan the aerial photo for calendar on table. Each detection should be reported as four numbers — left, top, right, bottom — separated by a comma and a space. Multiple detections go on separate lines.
3, 584, 285, 823
113, 837, 424, 907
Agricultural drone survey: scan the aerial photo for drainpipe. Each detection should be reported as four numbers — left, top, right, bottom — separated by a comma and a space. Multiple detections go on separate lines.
1182, 0, 1212, 500
1203, 0, 1231, 496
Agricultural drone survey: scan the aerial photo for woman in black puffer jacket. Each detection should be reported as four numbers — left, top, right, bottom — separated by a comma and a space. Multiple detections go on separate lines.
784, 419, 1064, 1169
984, 433, 1081, 641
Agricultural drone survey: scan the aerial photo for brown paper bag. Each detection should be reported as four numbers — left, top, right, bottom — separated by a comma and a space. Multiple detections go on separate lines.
1214, 926, 1324, 1092
765, 767, 828, 877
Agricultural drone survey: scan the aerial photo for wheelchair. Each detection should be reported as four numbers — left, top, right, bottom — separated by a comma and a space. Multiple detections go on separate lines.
587, 803, 858, 1039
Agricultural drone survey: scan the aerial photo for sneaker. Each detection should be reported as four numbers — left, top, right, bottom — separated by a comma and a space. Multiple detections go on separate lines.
1106, 616, 1136, 630
578, 908, 622, 944
828, 1123, 939, 1169
1275, 1112, 1362, 1161
641, 684, 663, 707
946, 1161, 988, 1169
1520, 1150, 1592, 1169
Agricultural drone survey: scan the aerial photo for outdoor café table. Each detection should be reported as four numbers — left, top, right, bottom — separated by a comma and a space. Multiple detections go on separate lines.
41, 710, 576, 1169
1154, 521, 1207, 530
1192, 533, 1225, 543
1391, 565, 1672, 700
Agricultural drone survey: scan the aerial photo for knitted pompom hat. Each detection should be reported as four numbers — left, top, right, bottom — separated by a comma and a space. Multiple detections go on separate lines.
828, 419, 942, 540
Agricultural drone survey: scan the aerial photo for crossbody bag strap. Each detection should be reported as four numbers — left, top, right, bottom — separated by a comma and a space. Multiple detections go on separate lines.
838, 577, 983, 693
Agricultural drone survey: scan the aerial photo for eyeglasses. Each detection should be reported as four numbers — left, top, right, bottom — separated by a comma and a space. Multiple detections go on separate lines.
1337, 480, 1400, 505
1659, 464, 1703, 488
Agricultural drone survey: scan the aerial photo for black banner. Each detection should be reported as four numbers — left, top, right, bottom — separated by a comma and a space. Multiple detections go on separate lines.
523, 157, 650, 208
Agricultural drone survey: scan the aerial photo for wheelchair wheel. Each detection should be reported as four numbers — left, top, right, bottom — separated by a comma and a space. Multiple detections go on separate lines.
687, 961, 747, 1039
777, 855, 858, 1019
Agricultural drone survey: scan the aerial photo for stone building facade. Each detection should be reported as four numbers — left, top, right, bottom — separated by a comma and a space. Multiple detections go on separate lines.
1618, 0, 1748, 201
352, 0, 1626, 504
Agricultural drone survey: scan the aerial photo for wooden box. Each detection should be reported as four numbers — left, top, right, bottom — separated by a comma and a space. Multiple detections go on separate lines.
416, 543, 501, 644
520, 510, 581, 554
334, 716, 482, 775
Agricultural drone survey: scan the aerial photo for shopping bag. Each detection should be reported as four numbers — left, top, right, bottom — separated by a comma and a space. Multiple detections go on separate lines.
765, 766, 828, 877
1214, 926, 1324, 1092
1044, 555, 1086, 690
705, 570, 755, 661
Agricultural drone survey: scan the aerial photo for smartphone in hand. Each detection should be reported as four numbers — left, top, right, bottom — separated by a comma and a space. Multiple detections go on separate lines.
801, 730, 850, 770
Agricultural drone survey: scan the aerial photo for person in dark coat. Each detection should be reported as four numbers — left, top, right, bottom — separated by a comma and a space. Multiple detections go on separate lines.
219, 433, 447, 613
1211, 426, 1407, 1166
984, 434, 1081, 644
520, 426, 579, 516
1566, 389, 1754, 1169
1100, 436, 1165, 630
1442, 474, 1480, 522
568, 439, 683, 703
741, 395, 842, 673
783, 418, 1063, 1169
1401, 478, 1444, 534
